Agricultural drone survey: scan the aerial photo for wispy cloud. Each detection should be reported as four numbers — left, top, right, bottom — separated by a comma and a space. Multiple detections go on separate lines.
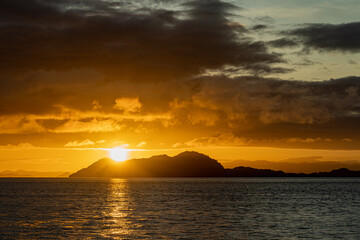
64, 139, 95, 147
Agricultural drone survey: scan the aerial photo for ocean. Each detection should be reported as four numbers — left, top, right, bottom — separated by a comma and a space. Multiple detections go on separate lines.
0, 178, 359, 239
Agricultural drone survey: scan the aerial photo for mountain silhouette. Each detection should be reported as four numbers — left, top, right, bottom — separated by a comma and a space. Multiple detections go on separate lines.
70, 152, 225, 178
309, 168, 360, 177
222, 158, 360, 173
69, 151, 360, 178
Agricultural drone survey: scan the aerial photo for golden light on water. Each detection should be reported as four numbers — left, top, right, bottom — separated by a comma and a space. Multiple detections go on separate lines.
109, 147, 128, 162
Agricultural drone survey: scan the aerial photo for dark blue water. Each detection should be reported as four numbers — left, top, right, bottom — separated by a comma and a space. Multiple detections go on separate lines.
0, 178, 359, 239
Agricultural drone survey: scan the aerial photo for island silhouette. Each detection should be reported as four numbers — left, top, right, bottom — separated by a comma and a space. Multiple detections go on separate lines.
70, 151, 360, 178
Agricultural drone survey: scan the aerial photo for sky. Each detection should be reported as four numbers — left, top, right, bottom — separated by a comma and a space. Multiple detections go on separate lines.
1, 0, 360, 172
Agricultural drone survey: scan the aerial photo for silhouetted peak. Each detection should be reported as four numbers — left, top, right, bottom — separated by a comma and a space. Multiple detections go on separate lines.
83, 158, 119, 170
174, 151, 211, 160
148, 154, 171, 160
91, 158, 117, 166
70, 151, 224, 178
69, 152, 360, 178
330, 168, 350, 173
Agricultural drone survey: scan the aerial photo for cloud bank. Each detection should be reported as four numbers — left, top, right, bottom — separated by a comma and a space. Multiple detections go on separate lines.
0, 0, 360, 150
272, 21, 360, 52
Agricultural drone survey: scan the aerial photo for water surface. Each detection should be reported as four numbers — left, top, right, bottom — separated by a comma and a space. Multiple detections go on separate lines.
0, 178, 359, 239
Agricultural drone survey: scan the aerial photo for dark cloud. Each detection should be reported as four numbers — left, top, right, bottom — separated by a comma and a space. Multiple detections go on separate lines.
283, 22, 360, 52
0, 0, 282, 81
0, 69, 104, 115
268, 38, 298, 48
1, 0, 359, 150
191, 75, 360, 125
254, 16, 275, 24
235, 117, 360, 150
2, 67, 360, 126
167, 75, 360, 148
251, 24, 269, 31
293, 58, 319, 66
0, 68, 191, 115
1, 67, 360, 148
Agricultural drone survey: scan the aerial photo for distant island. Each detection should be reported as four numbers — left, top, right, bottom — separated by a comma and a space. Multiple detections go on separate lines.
69, 151, 360, 178
222, 158, 360, 174
0, 170, 71, 178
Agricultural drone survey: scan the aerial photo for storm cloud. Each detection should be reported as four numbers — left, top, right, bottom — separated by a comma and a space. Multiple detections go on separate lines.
1, 0, 360, 150
272, 22, 360, 52
2, 68, 360, 149
0, 0, 283, 80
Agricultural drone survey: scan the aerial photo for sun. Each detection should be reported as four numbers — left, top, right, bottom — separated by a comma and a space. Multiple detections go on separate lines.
109, 147, 128, 162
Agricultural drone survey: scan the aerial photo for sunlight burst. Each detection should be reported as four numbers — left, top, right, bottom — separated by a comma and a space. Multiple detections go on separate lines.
109, 147, 128, 162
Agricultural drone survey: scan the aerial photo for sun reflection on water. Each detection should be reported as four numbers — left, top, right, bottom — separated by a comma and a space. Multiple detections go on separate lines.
100, 179, 134, 239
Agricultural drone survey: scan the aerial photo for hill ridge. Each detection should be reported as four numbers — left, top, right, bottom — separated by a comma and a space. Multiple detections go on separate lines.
70, 151, 360, 178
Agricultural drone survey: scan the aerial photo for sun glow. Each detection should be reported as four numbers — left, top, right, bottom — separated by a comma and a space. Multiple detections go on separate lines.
109, 147, 128, 162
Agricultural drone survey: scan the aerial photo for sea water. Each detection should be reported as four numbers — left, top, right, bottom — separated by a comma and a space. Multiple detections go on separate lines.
0, 178, 359, 239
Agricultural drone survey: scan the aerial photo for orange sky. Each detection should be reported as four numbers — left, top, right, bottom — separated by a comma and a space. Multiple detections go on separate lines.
2, 145, 360, 172
1, 0, 360, 172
